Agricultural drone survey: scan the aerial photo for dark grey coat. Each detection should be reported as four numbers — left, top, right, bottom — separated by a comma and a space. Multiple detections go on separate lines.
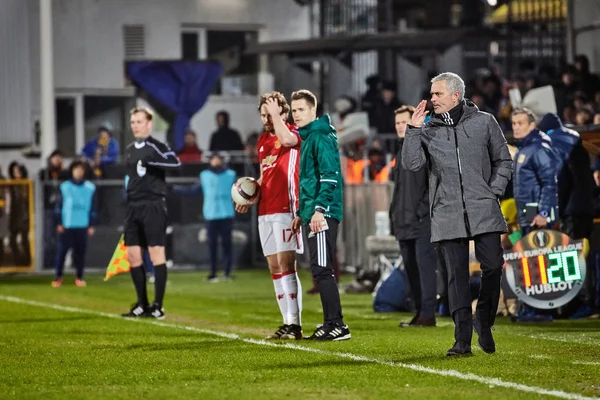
401, 101, 513, 242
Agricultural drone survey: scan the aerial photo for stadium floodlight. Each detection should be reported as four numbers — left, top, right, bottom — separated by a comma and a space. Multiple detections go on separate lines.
487, 0, 498, 6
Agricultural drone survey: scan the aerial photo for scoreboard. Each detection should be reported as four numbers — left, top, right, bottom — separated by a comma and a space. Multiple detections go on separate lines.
503, 230, 587, 309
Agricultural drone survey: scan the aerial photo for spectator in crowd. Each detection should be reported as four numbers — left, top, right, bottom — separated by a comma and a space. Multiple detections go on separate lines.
176, 129, 203, 164
0, 167, 7, 265
470, 91, 495, 115
39, 149, 70, 267
361, 74, 381, 128
389, 105, 438, 327
574, 55, 600, 98
374, 81, 402, 138
7, 161, 31, 266
539, 113, 594, 238
594, 91, 600, 113
82, 126, 120, 177
594, 113, 600, 125
364, 148, 389, 182
174, 153, 236, 282
52, 160, 97, 288
512, 108, 560, 322
575, 108, 594, 126
209, 111, 244, 152
481, 76, 502, 113
244, 132, 260, 178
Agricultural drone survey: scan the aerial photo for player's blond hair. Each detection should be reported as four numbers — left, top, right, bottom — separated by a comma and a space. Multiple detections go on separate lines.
130, 106, 154, 121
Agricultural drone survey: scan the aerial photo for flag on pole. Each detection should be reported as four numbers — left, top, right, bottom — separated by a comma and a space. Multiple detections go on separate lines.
105, 235, 130, 281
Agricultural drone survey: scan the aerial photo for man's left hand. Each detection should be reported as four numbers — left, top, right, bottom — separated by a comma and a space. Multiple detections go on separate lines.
265, 97, 282, 118
531, 214, 548, 228
87, 227, 95, 236
310, 211, 325, 234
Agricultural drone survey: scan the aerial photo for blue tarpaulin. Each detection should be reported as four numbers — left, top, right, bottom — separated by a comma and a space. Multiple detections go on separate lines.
126, 61, 224, 150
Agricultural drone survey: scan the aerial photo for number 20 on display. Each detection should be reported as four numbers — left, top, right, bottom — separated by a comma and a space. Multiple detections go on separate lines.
521, 250, 581, 288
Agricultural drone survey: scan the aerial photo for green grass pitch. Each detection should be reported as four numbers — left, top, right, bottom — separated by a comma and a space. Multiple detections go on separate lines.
1, 270, 599, 400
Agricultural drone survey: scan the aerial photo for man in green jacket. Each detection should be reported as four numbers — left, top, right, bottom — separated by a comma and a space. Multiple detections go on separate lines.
290, 89, 350, 341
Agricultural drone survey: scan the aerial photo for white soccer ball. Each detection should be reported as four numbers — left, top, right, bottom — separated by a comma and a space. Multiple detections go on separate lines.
231, 177, 260, 206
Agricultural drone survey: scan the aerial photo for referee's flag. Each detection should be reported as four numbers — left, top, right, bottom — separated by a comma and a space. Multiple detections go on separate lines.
105, 235, 130, 281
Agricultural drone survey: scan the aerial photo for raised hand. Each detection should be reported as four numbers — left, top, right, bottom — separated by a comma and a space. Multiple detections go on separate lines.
411, 100, 429, 128
265, 97, 282, 118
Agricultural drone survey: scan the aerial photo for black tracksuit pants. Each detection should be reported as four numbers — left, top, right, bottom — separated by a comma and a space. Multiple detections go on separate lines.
307, 217, 345, 327
436, 232, 504, 343
55, 228, 88, 280
399, 237, 438, 319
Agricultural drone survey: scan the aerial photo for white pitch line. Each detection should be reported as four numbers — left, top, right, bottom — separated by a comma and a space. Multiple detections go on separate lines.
572, 361, 600, 366
508, 331, 600, 347
0, 295, 597, 400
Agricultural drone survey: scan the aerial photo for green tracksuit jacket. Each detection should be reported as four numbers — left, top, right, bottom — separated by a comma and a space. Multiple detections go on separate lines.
297, 114, 343, 223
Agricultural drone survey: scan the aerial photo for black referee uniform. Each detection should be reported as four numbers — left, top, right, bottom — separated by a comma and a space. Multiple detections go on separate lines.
124, 136, 180, 317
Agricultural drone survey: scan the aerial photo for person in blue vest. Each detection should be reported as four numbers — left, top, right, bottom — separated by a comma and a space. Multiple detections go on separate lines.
52, 160, 97, 288
174, 152, 236, 281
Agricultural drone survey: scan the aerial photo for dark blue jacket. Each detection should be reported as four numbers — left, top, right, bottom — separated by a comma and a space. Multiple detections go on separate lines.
82, 137, 119, 164
513, 129, 560, 228
538, 113, 595, 218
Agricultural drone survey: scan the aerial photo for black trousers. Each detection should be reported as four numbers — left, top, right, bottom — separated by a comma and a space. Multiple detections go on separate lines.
55, 228, 88, 280
399, 237, 438, 319
206, 218, 233, 278
307, 217, 344, 326
436, 232, 504, 343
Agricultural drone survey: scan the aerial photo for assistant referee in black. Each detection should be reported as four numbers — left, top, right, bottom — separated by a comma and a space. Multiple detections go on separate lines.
122, 107, 181, 319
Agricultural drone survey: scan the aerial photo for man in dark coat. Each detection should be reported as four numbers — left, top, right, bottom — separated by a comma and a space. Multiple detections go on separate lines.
512, 109, 559, 234
389, 105, 438, 327
538, 113, 594, 239
402, 72, 513, 356
209, 111, 244, 152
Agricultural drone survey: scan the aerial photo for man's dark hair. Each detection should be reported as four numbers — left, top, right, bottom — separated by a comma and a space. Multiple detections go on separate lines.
291, 89, 317, 108
70, 159, 87, 172
258, 91, 290, 116
512, 108, 536, 124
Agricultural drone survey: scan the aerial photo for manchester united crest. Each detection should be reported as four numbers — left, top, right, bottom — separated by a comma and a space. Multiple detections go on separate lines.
275, 140, 281, 149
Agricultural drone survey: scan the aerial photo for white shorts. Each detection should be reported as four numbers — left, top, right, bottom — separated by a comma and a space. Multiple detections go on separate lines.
258, 213, 304, 256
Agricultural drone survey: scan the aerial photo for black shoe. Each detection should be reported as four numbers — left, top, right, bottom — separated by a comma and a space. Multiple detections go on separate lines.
280, 324, 303, 340
304, 324, 328, 340
266, 324, 290, 340
319, 324, 351, 341
121, 303, 148, 318
473, 318, 496, 354
399, 315, 419, 328
446, 341, 472, 356
400, 316, 436, 328
147, 303, 165, 319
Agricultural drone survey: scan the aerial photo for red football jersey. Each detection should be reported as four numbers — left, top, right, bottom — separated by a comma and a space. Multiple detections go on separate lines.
257, 123, 301, 216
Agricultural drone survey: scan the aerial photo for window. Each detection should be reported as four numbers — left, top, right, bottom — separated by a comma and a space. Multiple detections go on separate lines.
206, 30, 258, 95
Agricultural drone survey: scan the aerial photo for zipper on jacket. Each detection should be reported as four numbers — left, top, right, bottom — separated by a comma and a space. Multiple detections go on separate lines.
453, 127, 471, 236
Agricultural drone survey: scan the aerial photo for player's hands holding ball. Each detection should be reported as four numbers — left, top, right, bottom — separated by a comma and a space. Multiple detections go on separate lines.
231, 177, 260, 213
236, 204, 250, 214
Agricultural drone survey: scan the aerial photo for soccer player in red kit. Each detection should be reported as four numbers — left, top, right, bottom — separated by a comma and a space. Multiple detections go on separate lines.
236, 91, 303, 340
